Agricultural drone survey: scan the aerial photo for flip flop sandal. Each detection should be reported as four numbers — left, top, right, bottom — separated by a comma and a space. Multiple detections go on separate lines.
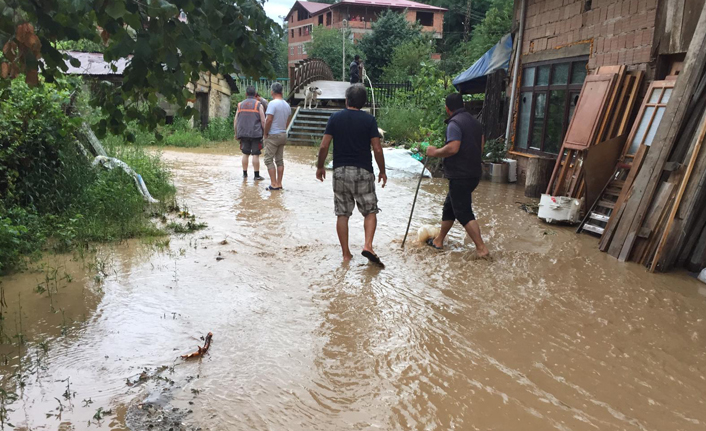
267, 186, 282, 191
426, 238, 443, 250
361, 250, 385, 268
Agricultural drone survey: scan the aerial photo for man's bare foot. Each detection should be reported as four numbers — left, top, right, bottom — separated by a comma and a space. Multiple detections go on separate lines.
343, 252, 353, 262
433, 238, 444, 249
476, 247, 490, 258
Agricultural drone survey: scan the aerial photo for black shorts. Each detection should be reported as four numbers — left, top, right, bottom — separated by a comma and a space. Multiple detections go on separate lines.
442, 177, 480, 226
240, 138, 262, 155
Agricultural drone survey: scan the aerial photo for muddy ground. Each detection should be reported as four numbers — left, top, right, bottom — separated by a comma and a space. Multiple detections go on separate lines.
0, 145, 705, 430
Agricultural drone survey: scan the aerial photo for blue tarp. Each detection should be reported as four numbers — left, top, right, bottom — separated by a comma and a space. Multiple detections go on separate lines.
452, 34, 513, 94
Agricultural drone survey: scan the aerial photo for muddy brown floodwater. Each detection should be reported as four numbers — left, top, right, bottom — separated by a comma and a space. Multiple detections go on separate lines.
1, 145, 705, 430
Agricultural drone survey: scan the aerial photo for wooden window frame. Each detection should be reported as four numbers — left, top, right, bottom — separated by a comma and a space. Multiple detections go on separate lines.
622, 80, 676, 162
515, 56, 588, 156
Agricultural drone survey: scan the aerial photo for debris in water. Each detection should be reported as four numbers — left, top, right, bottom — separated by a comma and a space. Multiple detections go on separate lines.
219, 239, 228, 245
181, 332, 213, 359
216, 252, 224, 261
517, 201, 540, 214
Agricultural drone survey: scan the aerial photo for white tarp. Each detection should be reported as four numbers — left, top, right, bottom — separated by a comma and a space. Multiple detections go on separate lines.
327, 148, 430, 178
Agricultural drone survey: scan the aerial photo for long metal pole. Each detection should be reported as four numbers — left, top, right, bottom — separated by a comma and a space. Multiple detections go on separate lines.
504, 0, 527, 149
341, 20, 347, 81
402, 157, 428, 249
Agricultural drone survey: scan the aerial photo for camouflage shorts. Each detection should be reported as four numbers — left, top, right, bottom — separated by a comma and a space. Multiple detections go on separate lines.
332, 166, 380, 217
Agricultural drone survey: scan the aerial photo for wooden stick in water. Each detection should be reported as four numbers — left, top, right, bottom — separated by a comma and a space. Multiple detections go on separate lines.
402, 156, 428, 249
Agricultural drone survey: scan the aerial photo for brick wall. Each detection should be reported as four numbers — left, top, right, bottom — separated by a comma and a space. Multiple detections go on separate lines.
520, 0, 657, 72
287, 10, 316, 65
404, 10, 445, 35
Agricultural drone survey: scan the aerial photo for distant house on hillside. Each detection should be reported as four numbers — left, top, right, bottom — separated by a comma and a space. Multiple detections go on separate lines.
285, 0, 447, 68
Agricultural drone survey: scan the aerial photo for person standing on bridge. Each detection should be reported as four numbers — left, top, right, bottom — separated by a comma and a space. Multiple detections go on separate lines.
263, 82, 291, 191
316, 84, 387, 267
234, 85, 266, 180
349, 55, 362, 84
425, 93, 489, 258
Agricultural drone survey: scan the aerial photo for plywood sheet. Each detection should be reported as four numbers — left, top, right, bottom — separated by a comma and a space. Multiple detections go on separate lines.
583, 135, 627, 210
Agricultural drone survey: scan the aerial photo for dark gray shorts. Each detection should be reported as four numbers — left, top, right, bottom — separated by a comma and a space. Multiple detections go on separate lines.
332, 166, 380, 217
240, 138, 262, 155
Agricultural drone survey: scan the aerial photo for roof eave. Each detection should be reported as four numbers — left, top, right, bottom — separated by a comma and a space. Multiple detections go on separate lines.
312, 2, 448, 14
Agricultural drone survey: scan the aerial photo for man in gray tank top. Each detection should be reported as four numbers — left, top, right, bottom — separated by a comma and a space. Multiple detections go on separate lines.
425, 93, 489, 257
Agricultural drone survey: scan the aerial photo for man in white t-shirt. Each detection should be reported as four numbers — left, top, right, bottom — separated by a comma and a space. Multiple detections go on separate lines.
263, 82, 291, 190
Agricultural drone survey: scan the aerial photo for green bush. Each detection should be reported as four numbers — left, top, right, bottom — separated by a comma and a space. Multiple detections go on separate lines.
377, 104, 426, 144
162, 129, 206, 147
203, 117, 234, 142
0, 206, 45, 273
0, 78, 176, 274
483, 137, 507, 163
375, 62, 454, 148
0, 79, 81, 212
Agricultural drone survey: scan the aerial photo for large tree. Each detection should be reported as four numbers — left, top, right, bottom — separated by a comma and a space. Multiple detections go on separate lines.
380, 38, 433, 82
266, 30, 289, 78
358, 9, 423, 82
0, 0, 278, 138
306, 25, 356, 81
438, 0, 513, 76
419, 0, 494, 46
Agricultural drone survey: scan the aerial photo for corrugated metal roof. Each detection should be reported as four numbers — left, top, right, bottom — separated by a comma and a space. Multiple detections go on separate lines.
298, 1, 331, 14
287, 0, 447, 20
336, 0, 447, 12
62, 51, 129, 76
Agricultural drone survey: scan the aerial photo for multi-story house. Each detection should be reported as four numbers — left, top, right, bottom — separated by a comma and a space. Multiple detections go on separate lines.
285, 0, 447, 68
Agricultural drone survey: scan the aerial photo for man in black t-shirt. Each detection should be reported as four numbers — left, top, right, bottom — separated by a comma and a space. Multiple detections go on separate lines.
349, 55, 361, 84
316, 85, 387, 267
425, 93, 489, 257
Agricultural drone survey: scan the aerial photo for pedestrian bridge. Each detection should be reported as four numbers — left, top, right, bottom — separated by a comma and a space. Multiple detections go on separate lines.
287, 59, 349, 102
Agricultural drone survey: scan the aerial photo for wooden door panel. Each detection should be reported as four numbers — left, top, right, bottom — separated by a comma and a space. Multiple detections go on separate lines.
563, 74, 618, 150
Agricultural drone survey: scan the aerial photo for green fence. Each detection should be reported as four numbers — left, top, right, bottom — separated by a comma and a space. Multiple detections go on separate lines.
237, 77, 290, 95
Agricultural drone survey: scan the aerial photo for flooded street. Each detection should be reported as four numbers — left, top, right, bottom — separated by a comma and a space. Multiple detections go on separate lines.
1, 145, 705, 430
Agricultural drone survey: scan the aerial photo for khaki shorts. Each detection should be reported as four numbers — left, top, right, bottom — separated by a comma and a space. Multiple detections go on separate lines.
332, 166, 380, 217
264, 133, 286, 169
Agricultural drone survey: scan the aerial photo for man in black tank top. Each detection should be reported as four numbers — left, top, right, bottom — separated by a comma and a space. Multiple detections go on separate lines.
425, 93, 489, 257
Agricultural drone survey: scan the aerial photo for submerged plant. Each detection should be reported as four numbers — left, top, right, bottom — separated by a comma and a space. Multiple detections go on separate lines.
0, 388, 18, 430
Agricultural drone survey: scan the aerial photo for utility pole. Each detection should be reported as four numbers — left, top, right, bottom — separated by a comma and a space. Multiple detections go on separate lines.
463, 0, 472, 42
341, 19, 347, 81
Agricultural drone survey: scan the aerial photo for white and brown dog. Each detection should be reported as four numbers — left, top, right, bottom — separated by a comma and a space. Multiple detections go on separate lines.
304, 86, 322, 109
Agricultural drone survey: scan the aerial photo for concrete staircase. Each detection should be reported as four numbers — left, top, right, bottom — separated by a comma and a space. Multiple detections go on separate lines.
286, 108, 337, 145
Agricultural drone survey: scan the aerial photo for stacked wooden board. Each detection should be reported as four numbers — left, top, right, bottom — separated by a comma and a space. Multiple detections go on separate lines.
598, 3, 706, 272
546, 66, 643, 201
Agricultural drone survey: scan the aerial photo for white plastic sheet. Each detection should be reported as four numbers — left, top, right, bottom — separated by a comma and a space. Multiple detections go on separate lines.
327, 148, 430, 178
